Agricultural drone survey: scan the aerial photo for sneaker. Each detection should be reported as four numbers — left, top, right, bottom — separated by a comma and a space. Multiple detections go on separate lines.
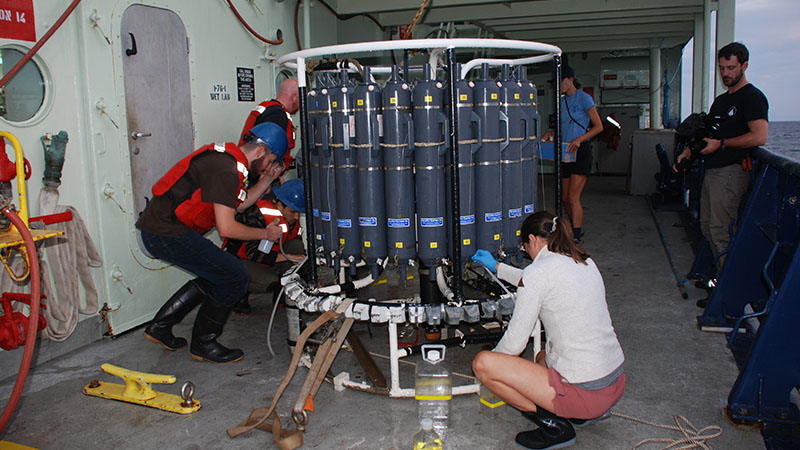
515, 425, 576, 449
518, 411, 577, 449
569, 411, 611, 427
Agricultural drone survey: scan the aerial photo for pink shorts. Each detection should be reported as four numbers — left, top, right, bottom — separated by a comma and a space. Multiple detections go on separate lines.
548, 368, 626, 420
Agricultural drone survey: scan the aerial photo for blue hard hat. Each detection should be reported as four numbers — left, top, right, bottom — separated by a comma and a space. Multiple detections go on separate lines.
248, 122, 289, 161
273, 179, 305, 214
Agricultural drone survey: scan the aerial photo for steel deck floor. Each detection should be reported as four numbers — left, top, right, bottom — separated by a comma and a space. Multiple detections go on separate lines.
0, 176, 766, 449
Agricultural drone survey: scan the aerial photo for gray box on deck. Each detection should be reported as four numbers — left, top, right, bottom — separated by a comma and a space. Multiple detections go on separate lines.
629, 129, 676, 195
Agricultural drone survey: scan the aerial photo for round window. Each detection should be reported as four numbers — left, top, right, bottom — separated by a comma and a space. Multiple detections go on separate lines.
0, 47, 46, 122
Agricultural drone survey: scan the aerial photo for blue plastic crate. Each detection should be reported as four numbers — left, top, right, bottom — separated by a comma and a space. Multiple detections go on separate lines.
538, 142, 576, 163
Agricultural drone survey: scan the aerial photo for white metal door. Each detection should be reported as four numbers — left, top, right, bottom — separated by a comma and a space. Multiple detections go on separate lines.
121, 5, 193, 225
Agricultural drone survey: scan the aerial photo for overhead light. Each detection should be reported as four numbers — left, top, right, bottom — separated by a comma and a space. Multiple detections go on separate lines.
605, 116, 621, 129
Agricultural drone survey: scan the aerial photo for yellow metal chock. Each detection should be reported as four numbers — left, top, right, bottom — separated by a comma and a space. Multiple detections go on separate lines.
83, 363, 201, 414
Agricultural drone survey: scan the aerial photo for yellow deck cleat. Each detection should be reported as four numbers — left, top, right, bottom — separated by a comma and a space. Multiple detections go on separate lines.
83, 363, 201, 414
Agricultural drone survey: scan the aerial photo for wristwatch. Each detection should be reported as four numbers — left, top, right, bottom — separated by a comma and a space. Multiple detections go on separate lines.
720, 138, 726, 150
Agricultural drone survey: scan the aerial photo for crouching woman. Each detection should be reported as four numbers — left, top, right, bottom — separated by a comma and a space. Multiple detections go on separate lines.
471, 211, 625, 450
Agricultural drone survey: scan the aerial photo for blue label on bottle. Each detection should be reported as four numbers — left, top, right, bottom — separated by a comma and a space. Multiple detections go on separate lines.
388, 218, 410, 228
509, 208, 522, 218
359, 217, 378, 227
421, 217, 444, 227
524, 204, 534, 214
485, 211, 502, 222
460, 215, 475, 225
337, 219, 352, 228
313, 208, 319, 217
321, 212, 331, 221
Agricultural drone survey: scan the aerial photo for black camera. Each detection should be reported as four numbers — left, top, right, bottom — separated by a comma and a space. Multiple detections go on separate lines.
674, 112, 722, 172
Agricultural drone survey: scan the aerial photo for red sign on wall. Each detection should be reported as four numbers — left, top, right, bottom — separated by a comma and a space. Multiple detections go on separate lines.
0, 0, 36, 42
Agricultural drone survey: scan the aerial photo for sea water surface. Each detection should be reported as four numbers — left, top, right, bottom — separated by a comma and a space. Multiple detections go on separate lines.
764, 121, 800, 162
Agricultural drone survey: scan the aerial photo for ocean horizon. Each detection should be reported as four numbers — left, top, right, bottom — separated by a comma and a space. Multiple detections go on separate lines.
764, 120, 800, 162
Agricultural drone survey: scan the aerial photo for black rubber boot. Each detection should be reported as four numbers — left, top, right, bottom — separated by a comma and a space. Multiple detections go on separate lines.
516, 408, 576, 450
143, 280, 205, 350
233, 293, 252, 315
189, 299, 244, 363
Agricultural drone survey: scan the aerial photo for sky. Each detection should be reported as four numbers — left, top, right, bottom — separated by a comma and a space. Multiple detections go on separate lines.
680, 0, 800, 121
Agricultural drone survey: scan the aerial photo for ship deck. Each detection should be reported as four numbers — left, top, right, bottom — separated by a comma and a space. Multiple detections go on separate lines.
0, 175, 766, 449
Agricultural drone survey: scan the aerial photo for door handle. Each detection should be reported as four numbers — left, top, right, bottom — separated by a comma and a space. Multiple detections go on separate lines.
131, 131, 151, 140
126, 33, 138, 56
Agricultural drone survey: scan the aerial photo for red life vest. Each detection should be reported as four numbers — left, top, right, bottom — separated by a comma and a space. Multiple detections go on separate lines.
231, 198, 302, 261
238, 100, 295, 167
152, 143, 250, 235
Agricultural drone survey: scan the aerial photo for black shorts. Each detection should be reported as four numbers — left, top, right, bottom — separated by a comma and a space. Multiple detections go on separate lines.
561, 141, 593, 178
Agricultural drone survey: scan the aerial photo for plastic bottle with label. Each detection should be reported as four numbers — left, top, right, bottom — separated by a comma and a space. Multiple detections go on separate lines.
412, 418, 443, 450
415, 344, 451, 432
258, 239, 274, 254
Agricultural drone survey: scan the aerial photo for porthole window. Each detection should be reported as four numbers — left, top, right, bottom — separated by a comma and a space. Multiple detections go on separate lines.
0, 47, 46, 123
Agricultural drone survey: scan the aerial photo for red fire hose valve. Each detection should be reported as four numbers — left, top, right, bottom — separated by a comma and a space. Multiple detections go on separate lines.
0, 293, 46, 351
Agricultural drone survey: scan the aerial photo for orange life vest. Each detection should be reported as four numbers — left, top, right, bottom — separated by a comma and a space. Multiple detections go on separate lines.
238, 100, 295, 167
231, 198, 302, 261
152, 143, 249, 235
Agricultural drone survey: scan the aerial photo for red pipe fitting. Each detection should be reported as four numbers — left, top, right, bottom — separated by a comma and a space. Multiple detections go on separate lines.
0, 293, 46, 351
0, 139, 31, 183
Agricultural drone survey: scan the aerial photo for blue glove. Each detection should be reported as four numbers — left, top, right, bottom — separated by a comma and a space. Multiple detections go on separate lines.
471, 249, 498, 273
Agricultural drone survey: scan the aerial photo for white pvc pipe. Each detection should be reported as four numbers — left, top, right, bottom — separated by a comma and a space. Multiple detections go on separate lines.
297, 56, 307, 88
388, 322, 413, 397
436, 266, 455, 303
460, 54, 554, 78
278, 38, 562, 70
388, 322, 483, 398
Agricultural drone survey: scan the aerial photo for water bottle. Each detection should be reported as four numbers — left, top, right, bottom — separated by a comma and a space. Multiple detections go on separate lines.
415, 344, 451, 432
412, 418, 442, 450
258, 239, 274, 254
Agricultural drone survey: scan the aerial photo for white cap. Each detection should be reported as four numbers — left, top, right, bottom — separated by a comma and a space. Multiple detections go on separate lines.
427, 350, 440, 362
421, 418, 433, 430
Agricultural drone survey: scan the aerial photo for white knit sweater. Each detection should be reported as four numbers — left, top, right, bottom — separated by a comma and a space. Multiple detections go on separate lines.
494, 246, 625, 384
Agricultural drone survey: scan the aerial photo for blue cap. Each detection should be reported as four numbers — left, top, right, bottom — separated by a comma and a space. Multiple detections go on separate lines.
248, 122, 289, 161
561, 64, 575, 80
273, 179, 305, 214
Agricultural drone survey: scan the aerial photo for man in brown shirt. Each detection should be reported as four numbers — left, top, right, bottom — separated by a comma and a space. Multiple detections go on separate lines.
138, 122, 289, 363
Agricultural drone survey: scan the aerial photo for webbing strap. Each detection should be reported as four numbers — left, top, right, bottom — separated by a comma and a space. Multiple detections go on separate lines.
227, 298, 356, 449
227, 310, 337, 442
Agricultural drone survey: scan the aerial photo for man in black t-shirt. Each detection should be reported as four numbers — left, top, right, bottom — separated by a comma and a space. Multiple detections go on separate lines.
138, 123, 289, 363
677, 42, 769, 305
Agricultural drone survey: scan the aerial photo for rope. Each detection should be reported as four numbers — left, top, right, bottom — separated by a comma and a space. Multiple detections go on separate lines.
380, 142, 411, 148
403, 0, 430, 39
610, 412, 722, 450
414, 141, 445, 147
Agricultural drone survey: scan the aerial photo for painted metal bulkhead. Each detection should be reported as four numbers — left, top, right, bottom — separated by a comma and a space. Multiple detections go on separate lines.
0, 0, 337, 346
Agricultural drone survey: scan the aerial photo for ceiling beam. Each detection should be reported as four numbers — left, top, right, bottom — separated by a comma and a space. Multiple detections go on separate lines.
496, 21, 695, 38
502, 22, 693, 40
483, 12, 698, 29
374, 2, 704, 27
337, 0, 704, 16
